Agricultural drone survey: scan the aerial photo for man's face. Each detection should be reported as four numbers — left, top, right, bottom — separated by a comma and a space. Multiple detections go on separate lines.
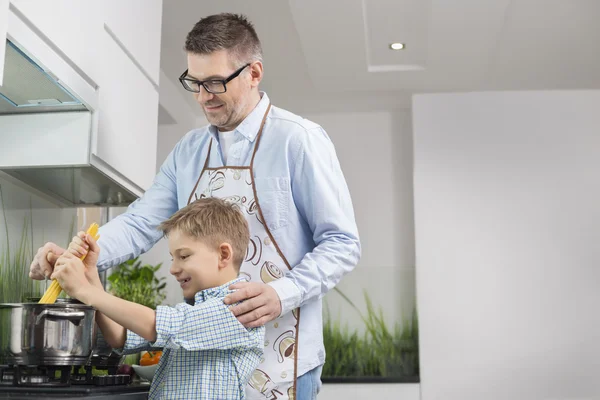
186, 50, 259, 131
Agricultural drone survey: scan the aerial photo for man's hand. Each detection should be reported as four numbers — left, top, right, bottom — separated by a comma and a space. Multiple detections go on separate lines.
29, 242, 65, 280
51, 252, 92, 302
223, 282, 282, 328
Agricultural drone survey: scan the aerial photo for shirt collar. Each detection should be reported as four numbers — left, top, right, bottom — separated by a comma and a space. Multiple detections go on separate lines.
193, 276, 248, 304
208, 92, 270, 142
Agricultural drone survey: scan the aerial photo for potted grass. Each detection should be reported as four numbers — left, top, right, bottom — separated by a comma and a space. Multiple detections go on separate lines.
0, 187, 45, 305
319, 288, 420, 399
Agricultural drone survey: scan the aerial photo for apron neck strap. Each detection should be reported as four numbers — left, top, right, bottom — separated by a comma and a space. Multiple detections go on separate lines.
250, 103, 272, 170
202, 139, 213, 171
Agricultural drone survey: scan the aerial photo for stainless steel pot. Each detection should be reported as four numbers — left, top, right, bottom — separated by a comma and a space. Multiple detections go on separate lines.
0, 299, 96, 366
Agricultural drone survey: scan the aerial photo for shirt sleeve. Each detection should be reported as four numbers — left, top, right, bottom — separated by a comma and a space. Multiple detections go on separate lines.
118, 330, 154, 355
95, 138, 182, 271
151, 299, 265, 351
269, 126, 361, 315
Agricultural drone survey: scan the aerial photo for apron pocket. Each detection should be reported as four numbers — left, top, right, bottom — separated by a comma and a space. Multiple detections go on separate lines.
254, 177, 289, 231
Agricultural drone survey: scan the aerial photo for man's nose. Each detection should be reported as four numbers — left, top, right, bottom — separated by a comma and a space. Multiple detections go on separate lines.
197, 86, 215, 103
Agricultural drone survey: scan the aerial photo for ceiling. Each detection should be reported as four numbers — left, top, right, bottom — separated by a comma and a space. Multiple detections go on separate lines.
159, 0, 600, 119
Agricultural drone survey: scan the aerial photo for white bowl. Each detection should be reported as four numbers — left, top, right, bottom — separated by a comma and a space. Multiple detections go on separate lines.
132, 364, 158, 382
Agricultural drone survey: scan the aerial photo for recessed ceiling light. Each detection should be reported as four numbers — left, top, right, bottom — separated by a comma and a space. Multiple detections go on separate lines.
389, 43, 405, 50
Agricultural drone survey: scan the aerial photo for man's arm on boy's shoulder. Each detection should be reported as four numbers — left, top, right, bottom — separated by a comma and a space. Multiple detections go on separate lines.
80, 286, 157, 345
152, 298, 264, 351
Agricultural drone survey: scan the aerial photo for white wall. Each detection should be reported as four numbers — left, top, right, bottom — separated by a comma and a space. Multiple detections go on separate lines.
305, 110, 416, 332
413, 90, 600, 400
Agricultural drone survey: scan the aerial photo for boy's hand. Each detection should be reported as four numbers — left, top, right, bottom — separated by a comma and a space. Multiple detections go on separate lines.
51, 252, 92, 301
67, 232, 102, 287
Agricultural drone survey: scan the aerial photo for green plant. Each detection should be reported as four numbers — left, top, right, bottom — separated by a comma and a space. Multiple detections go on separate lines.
0, 185, 44, 303
322, 288, 419, 379
108, 257, 166, 309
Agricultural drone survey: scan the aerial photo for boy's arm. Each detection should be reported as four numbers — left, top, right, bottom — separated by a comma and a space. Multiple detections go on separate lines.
51, 252, 157, 343
80, 286, 157, 343
88, 280, 128, 349
64, 233, 143, 349
152, 298, 264, 351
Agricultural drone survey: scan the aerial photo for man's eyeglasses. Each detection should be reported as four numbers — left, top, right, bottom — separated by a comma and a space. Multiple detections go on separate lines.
178, 63, 250, 94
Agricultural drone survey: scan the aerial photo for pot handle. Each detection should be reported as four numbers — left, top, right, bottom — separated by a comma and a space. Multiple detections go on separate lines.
36, 310, 86, 326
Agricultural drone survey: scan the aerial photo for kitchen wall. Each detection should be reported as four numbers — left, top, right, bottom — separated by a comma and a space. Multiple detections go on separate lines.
413, 90, 600, 400
0, 175, 77, 299
304, 109, 416, 332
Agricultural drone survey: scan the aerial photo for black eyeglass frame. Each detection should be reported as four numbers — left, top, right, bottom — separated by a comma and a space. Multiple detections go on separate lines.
178, 63, 251, 94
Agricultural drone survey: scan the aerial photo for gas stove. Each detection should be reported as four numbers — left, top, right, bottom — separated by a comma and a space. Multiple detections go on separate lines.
0, 365, 150, 399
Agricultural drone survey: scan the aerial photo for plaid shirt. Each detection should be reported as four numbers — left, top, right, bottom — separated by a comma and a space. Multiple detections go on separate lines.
122, 277, 265, 399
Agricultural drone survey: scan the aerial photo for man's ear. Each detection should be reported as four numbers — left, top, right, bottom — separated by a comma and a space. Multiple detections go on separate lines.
248, 61, 263, 88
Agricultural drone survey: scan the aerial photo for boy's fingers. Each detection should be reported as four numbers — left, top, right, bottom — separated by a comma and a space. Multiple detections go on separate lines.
86, 234, 101, 253
68, 242, 88, 258
50, 264, 64, 279
72, 234, 89, 250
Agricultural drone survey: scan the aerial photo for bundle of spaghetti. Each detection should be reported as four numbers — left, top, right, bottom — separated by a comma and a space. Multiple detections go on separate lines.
38, 223, 100, 304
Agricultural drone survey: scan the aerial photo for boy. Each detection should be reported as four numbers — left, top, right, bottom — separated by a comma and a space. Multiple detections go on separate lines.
52, 198, 265, 400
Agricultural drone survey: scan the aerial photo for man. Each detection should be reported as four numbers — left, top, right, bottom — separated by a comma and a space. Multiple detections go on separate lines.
30, 13, 360, 400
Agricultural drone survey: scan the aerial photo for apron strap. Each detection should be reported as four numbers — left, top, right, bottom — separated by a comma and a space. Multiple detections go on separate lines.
188, 103, 270, 205
187, 139, 214, 204
203, 139, 213, 171
250, 103, 272, 170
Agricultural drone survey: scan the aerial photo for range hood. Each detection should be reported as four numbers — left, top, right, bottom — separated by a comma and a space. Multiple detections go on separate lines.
0, 33, 143, 207
0, 41, 87, 115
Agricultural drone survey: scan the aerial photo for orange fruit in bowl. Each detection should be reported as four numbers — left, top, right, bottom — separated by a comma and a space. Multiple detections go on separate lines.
140, 351, 162, 366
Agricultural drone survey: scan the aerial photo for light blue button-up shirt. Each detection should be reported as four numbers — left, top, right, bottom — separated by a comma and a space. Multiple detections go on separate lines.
97, 92, 361, 375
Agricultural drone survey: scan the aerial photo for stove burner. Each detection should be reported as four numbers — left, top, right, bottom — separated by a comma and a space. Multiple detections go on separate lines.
22, 375, 48, 384
0, 365, 130, 387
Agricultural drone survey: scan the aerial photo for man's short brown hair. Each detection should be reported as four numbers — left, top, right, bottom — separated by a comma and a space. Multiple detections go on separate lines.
185, 13, 263, 66
158, 198, 249, 270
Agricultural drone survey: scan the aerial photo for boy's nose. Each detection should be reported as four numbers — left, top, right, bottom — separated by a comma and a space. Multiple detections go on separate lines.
169, 262, 181, 275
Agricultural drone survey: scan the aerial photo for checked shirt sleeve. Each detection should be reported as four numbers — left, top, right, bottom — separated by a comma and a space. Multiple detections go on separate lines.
116, 330, 154, 355
151, 299, 264, 351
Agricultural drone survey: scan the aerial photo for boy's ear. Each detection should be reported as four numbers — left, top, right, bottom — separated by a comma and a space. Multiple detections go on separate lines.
218, 243, 233, 269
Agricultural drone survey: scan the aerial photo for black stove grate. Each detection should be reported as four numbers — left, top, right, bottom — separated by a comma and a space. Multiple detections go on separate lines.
0, 365, 130, 388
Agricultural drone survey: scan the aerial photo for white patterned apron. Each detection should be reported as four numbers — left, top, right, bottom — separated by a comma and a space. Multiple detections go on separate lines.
188, 104, 299, 400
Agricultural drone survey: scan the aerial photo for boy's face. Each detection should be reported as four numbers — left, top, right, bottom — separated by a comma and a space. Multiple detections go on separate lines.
167, 229, 222, 299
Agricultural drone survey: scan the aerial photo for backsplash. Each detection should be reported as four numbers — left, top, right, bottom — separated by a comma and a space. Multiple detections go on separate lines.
0, 176, 77, 302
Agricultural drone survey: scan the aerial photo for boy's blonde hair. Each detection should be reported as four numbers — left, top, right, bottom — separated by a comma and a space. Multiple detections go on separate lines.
158, 198, 249, 270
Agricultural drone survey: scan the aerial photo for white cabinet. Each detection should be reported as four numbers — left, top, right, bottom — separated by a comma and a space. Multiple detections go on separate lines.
5, 0, 162, 194
8, 0, 103, 85
0, 0, 8, 84
95, 30, 158, 191
102, 0, 162, 86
